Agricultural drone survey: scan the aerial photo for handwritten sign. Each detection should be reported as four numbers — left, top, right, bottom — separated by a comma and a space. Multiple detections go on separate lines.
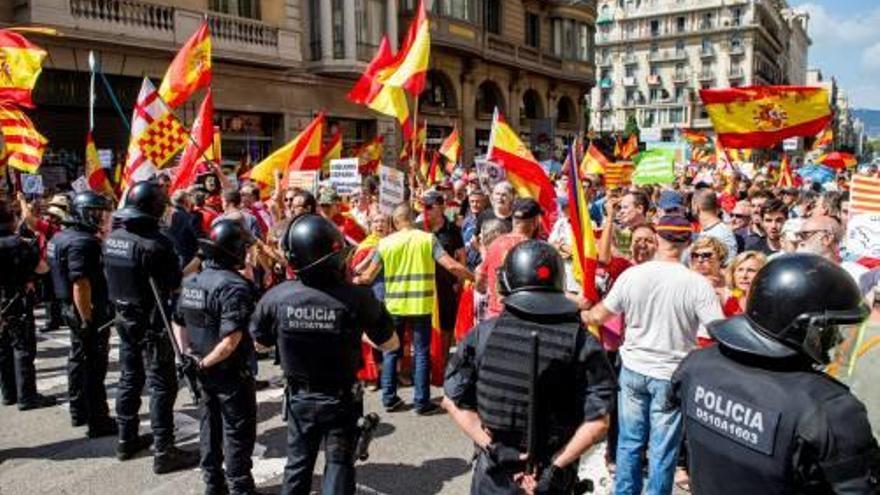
329, 158, 361, 195
378, 165, 405, 215
288, 170, 319, 193
846, 214, 880, 260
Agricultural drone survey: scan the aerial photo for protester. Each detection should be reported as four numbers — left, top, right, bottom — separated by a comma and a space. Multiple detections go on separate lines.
692, 190, 737, 263
729, 200, 751, 252
745, 198, 787, 255
722, 251, 767, 317
688, 236, 729, 292
474, 180, 514, 238
797, 215, 868, 283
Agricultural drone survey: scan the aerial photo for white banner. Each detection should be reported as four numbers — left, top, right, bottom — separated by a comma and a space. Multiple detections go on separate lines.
329, 158, 361, 195
287, 170, 319, 193
378, 165, 405, 215
846, 213, 880, 260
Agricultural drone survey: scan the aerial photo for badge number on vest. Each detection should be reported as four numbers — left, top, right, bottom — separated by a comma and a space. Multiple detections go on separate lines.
105, 238, 134, 259
180, 287, 206, 310
686, 384, 780, 456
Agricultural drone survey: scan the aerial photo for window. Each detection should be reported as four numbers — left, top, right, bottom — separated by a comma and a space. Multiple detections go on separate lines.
649, 88, 661, 102
308, 0, 321, 61
675, 39, 685, 54
210, 0, 260, 19
332, 0, 344, 59
701, 12, 713, 29
624, 22, 636, 39
650, 19, 660, 37
356, 0, 386, 58
484, 0, 501, 33
650, 42, 659, 56
445, 0, 473, 22
674, 86, 686, 102
701, 37, 713, 54
730, 34, 743, 52
625, 89, 636, 105
525, 12, 540, 48
669, 107, 685, 123
642, 109, 656, 126
732, 7, 742, 26
552, 19, 590, 61
676, 16, 686, 33
649, 64, 659, 76
577, 24, 590, 61
422, 71, 455, 109
625, 65, 636, 78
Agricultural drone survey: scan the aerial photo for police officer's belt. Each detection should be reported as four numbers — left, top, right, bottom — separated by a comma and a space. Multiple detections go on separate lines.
286, 379, 361, 398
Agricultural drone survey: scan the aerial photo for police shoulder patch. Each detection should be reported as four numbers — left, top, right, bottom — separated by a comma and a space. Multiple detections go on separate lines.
686, 383, 781, 456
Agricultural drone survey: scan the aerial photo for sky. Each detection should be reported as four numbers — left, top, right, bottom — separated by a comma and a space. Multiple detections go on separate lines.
792, 0, 880, 109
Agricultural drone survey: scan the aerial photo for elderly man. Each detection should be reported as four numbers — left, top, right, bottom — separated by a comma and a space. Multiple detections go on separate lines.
475, 181, 515, 239
797, 215, 868, 283
730, 200, 751, 252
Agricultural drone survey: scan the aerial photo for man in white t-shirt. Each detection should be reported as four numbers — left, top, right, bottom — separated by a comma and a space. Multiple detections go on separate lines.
584, 214, 724, 495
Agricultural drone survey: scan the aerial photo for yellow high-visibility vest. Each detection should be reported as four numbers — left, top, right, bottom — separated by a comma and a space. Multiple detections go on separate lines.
378, 228, 435, 316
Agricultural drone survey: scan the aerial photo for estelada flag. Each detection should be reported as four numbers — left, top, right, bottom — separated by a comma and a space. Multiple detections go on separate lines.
439, 125, 461, 165
170, 90, 213, 194
486, 108, 555, 232
249, 112, 324, 195
321, 129, 342, 171
348, 36, 412, 137
381, 0, 430, 95
700, 86, 831, 149
564, 145, 599, 303
85, 131, 115, 198
850, 175, 880, 215
0, 30, 47, 108
158, 21, 211, 109
580, 142, 610, 175
0, 105, 46, 173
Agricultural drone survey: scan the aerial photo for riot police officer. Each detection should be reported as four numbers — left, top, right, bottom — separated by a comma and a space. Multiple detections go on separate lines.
103, 180, 198, 472
671, 253, 880, 493
174, 220, 258, 495
443, 240, 615, 495
47, 191, 117, 437
250, 214, 399, 495
0, 199, 56, 410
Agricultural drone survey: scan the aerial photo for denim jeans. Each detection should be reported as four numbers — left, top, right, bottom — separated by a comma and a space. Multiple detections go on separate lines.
381, 315, 432, 410
614, 366, 682, 495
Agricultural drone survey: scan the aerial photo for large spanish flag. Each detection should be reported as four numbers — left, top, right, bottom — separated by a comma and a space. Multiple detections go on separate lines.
158, 21, 212, 109
486, 108, 555, 232
565, 145, 599, 303
0, 105, 46, 173
249, 113, 324, 195
0, 30, 47, 108
381, 0, 430, 95
700, 86, 831, 149
347, 36, 412, 137
85, 132, 115, 198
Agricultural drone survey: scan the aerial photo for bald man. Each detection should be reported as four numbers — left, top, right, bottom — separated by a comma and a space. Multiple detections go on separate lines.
796, 215, 867, 283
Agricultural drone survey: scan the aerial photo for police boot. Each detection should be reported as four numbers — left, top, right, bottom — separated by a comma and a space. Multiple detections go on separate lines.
116, 433, 154, 461
17, 393, 57, 411
204, 483, 229, 495
87, 417, 119, 439
153, 445, 199, 474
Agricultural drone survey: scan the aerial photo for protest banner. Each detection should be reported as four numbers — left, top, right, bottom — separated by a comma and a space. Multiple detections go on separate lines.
378, 165, 405, 214
845, 214, 880, 260
288, 170, 319, 193
329, 158, 361, 194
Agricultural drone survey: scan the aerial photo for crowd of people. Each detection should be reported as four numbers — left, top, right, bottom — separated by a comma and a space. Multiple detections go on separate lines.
1, 156, 879, 494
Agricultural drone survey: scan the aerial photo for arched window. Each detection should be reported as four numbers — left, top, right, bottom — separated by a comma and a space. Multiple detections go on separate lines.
420, 70, 457, 110
556, 96, 576, 125
521, 89, 544, 121
475, 80, 505, 117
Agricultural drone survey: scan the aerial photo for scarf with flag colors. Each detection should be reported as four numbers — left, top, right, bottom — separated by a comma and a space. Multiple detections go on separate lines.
486, 108, 556, 232
0, 30, 47, 108
699, 86, 831, 149
169, 90, 214, 194
248, 112, 325, 196
850, 175, 880, 215
564, 145, 599, 303
0, 105, 46, 173
158, 21, 212, 109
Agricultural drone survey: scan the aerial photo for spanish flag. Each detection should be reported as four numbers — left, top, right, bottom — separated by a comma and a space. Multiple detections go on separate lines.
249, 112, 324, 195
439, 125, 461, 165
321, 129, 342, 171
158, 21, 212, 109
0, 105, 46, 173
0, 30, 47, 108
580, 142, 610, 175
565, 145, 599, 303
170, 90, 214, 194
486, 108, 555, 232
347, 36, 412, 137
85, 132, 115, 198
357, 135, 384, 175
700, 86, 831, 149
381, 0, 430, 95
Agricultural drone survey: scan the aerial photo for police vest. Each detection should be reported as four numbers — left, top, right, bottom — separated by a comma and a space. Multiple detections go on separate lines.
676, 345, 874, 494
476, 310, 582, 459
378, 229, 435, 316
47, 229, 75, 301
0, 234, 37, 291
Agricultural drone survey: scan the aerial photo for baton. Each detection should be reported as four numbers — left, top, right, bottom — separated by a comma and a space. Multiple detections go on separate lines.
526, 331, 539, 474
148, 277, 202, 405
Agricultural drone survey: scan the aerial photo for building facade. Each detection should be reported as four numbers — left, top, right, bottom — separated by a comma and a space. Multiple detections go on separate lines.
589, 0, 809, 143
4, 0, 595, 186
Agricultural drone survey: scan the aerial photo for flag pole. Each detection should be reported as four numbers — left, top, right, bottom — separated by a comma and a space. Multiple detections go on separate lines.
88, 51, 96, 131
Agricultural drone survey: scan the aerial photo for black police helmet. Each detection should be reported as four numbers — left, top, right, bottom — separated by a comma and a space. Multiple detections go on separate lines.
199, 219, 254, 269
282, 214, 348, 275
498, 240, 578, 316
70, 191, 110, 232
120, 180, 168, 220
708, 253, 868, 365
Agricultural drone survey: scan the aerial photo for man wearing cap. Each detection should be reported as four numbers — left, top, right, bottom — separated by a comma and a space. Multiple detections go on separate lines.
475, 198, 543, 320
317, 187, 366, 244
583, 215, 724, 495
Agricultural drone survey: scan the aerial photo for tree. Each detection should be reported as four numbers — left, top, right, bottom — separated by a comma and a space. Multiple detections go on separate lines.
624, 113, 640, 139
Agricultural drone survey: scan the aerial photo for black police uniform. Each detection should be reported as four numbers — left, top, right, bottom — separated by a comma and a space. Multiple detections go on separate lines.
0, 228, 46, 408
103, 215, 183, 452
47, 224, 113, 429
250, 279, 394, 495
176, 261, 258, 494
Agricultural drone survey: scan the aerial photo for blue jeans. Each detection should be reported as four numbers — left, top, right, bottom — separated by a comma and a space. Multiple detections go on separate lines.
381, 315, 432, 410
614, 366, 682, 495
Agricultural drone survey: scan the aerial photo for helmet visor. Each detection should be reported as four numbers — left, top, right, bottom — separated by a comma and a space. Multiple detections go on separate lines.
825, 322, 866, 379
781, 307, 869, 365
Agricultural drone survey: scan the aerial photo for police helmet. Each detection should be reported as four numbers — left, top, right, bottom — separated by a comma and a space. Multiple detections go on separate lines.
282, 214, 349, 275
708, 253, 868, 365
199, 219, 253, 269
70, 191, 110, 232
498, 240, 578, 316
119, 180, 168, 220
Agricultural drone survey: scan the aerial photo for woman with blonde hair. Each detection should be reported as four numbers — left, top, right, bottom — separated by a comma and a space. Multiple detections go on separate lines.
722, 250, 768, 317
688, 236, 729, 291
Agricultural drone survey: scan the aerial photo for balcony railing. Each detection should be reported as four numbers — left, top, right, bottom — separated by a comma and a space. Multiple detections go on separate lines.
728, 67, 745, 79
70, 0, 174, 31
700, 48, 716, 58
597, 56, 613, 67
649, 51, 662, 62
208, 11, 278, 48
623, 76, 637, 86
671, 50, 688, 60
673, 71, 689, 83
698, 71, 715, 81
729, 44, 745, 56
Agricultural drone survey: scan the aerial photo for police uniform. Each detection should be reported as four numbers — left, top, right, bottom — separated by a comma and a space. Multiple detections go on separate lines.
176, 261, 257, 495
671, 254, 880, 494
0, 229, 48, 409
48, 224, 113, 429
444, 240, 615, 495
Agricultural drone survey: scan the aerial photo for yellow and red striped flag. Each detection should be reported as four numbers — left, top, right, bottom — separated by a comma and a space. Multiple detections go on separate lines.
0, 105, 46, 173
158, 21, 212, 109
580, 142, 610, 175
0, 30, 47, 108
381, 0, 430, 96
85, 131, 115, 198
604, 162, 634, 189
347, 36, 412, 137
439, 125, 461, 165
249, 112, 325, 196
565, 145, 599, 303
699, 86, 831, 149
486, 108, 556, 232
850, 175, 880, 215
321, 129, 342, 171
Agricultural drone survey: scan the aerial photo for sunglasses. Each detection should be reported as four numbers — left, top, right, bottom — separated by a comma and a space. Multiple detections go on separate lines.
690, 251, 715, 261
732, 213, 750, 219
796, 230, 828, 241
284, 197, 295, 203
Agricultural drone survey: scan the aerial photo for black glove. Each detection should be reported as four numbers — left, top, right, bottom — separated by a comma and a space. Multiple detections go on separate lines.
535, 464, 574, 495
177, 354, 202, 380
485, 443, 525, 471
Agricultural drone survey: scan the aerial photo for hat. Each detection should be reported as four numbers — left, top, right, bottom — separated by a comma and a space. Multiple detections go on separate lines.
512, 198, 542, 220
422, 190, 444, 207
317, 187, 340, 205
655, 214, 693, 243
48, 194, 69, 210
657, 190, 684, 212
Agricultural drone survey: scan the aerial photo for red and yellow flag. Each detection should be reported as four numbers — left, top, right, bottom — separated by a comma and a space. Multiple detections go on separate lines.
813, 126, 833, 151
85, 131, 115, 198
700, 86, 831, 149
776, 154, 794, 188
249, 113, 324, 195
580, 142, 610, 175
158, 21, 212, 109
0, 30, 47, 108
381, 0, 430, 95
565, 145, 598, 303
170, 90, 214, 194
0, 105, 46, 173
850, 175, 880, 215
620, 134, 639, 160
348, 36, 412, 137
357, 135, 384, 175
136, 112, 188, 167
681, 128, 708, 147
321, 129, 342, 171
604, 162, 634, 189
486, 108, 555, 232
439, 125, 461, 165
613, 134, 622, 158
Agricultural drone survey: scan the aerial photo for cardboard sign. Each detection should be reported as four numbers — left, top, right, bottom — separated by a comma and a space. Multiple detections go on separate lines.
378, 165, 405, 215
846, 214, 880, 260
288, 170, 319, 193
21, 173, 44, 195
71, 176, 90, 193
329, 158, 361, 195
475, 158, 506, 192
98, 149, 114, 169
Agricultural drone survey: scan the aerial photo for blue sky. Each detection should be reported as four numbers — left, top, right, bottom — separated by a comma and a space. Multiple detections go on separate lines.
792, 0, 880, 109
